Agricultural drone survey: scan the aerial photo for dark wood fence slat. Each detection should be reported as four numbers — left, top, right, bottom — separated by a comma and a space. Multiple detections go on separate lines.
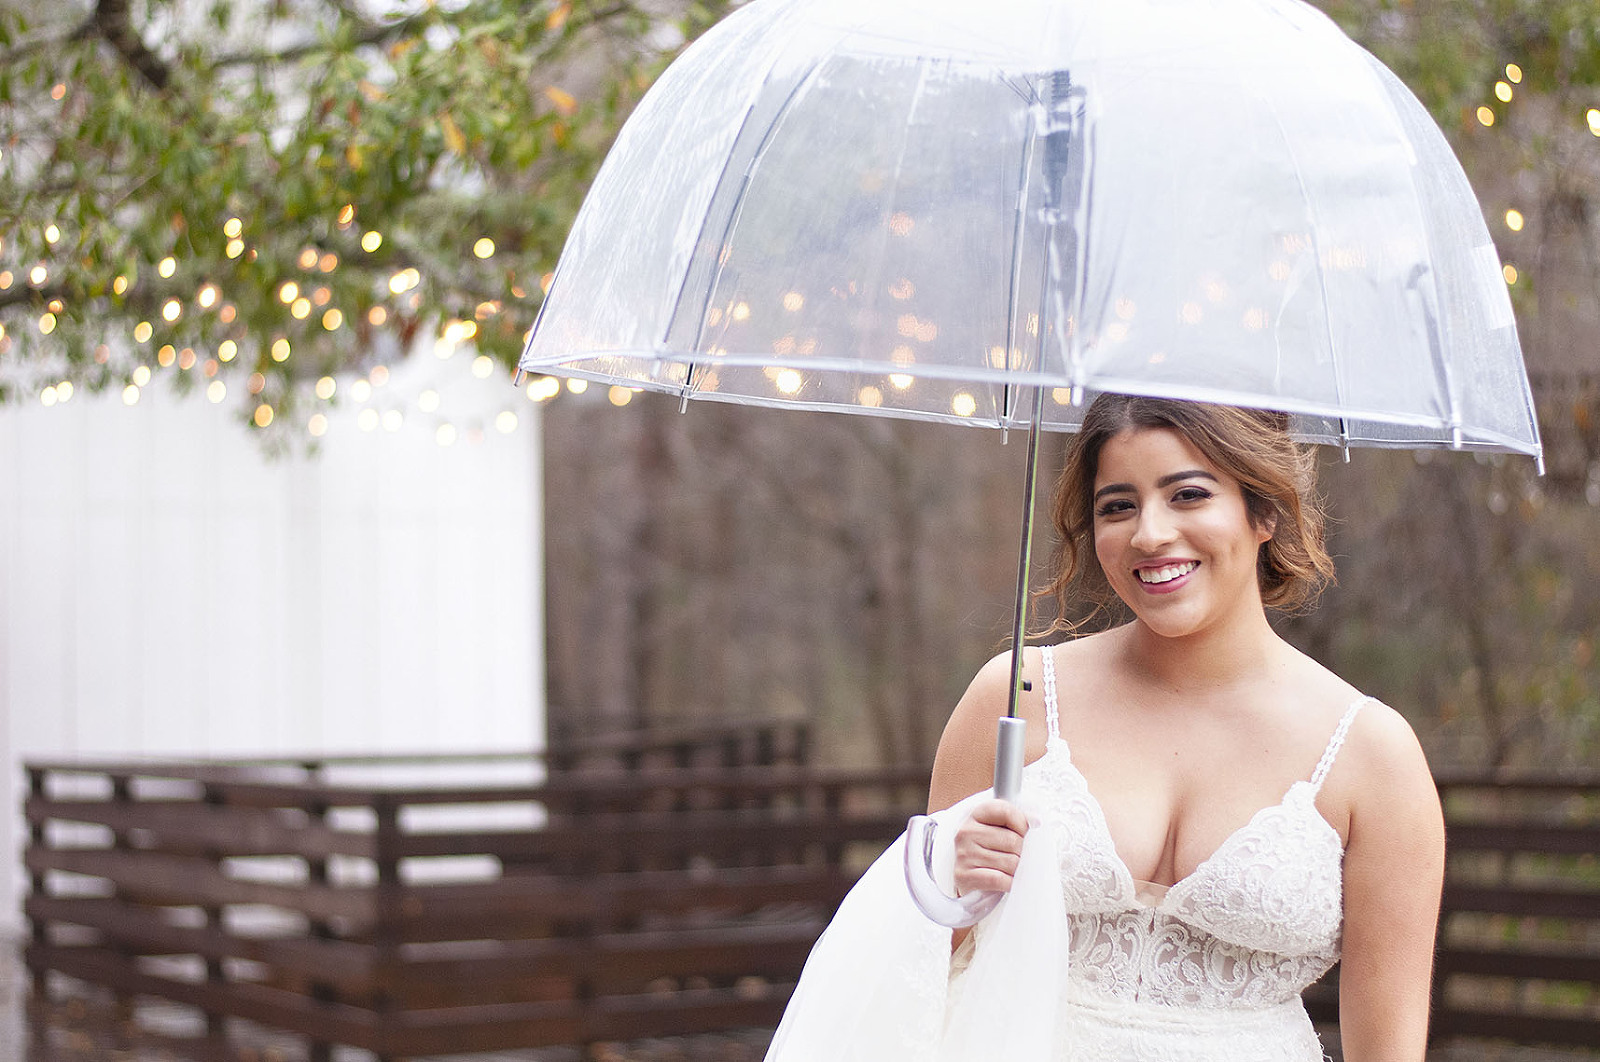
25, 742, 1600, 1058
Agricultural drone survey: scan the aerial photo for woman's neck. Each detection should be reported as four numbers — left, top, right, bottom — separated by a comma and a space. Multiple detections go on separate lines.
1116, 604, 1286, 695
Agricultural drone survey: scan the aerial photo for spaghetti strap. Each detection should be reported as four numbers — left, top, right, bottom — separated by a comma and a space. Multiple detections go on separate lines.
1040, 644, 1061, 742
1308, 697, 1374, 793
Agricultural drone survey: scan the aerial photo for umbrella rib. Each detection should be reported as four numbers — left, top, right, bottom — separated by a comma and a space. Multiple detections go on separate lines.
1000, 79, 1044, 432
663, 46, 828, 367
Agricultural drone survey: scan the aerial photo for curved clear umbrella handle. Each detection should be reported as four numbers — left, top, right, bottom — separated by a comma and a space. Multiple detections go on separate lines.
904, 716, 1026, 928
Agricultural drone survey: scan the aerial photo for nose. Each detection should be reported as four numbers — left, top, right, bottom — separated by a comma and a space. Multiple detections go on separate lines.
1129, 502, 1176, 552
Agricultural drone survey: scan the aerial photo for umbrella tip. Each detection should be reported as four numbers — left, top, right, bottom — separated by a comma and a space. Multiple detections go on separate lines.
512, 369, 525, 387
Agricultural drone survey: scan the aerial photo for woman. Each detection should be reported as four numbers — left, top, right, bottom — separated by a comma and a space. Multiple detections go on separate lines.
935, 394, 1445, 1059
765, 393, 1445, 1062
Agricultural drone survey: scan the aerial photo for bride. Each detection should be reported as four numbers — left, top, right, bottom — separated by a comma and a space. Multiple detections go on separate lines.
765, 394, 1445, 1062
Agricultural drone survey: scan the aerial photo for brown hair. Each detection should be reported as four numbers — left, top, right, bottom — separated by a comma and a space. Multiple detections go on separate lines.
1043, 394, 1334, 630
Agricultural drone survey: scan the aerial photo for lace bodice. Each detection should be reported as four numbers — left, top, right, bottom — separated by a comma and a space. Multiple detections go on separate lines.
1000, 645, 1368, 1013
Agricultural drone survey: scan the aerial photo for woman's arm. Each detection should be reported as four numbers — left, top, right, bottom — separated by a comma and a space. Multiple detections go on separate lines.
928, 651, 1033, 947
1335, 703, 1447, 1062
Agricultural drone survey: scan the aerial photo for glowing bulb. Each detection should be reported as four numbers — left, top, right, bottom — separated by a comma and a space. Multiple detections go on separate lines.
1476, 106, 1495, 127
298, 248, 319, 270
607, 385, 633, 407
337, 204, 355, 226
1505, 209, 1525, 232
279, 281, 299, 304
30, 265, 48, 285
1503, 263, 1519, 285
1495, 81, 1513, 103
351, 379, 373, 402
162, 298, 181, 322
218, 339, 237, 362
133, 321, 153, 343
224, 218, 242, 238
315, 376, 336, 400
198, 285, 218, 308
123, 385, 140, 405
369, 365, 389, 386
132, 365, 152, 386
226, 239, 244, 258
44, 224, 60, 244
290, 297, 311, 319
207, 380, 226, 403
368, 306, 387, 326
1506, 64, 1523, 84
472, 355, 495, 378
38, 312, 57, 335
247, 372, 265, 394
113, 275, 129, 295
889, 373, 913, 390
951, 392, 977, 417
361, 231, 382, 252
41, 386, 57, 407
308, 413, 328, 437
1587, 108, 1600, 137
496, 411, 519, 433
254, 404, 274, 427
782, 291, 805, 312
567, 378, 588, 394
158, 256, 176, 278
775, 369, 802, 394
56, 381, 73, 402
473, 237, 495, 259
858, 386, 883, 408
271, 338, 291, 362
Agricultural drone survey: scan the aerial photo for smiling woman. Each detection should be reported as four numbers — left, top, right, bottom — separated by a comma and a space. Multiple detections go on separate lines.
766, 393, 1447, 1062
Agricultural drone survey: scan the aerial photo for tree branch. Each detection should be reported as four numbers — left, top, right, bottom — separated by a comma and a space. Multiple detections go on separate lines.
79, 0, 171, 91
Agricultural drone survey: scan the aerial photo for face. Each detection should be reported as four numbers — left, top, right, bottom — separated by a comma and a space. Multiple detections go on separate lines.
1090, 427, 1273, 640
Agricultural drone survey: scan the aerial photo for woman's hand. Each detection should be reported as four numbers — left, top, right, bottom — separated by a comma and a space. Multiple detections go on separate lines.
952, 798, 1030, 896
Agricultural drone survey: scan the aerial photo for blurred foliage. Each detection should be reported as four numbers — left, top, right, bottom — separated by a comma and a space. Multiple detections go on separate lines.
0, 0, 728, 434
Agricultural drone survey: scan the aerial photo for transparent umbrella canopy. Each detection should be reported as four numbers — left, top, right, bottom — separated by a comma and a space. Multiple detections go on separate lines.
518, 0, 1542, 464
517, 0, 1544, 930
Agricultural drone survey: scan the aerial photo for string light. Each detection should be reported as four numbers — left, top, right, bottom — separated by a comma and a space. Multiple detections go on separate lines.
322, 308, 343, 331
308, 413, 329, 436
30, 265, 47, 285
1587, 108, 1600, 137
44, 224, 60, 244
162, 298, 182, 322
133, 322, 153, 343
113, 275, 128, 295
254, 403, 274, 427
1505, 209, 1525, 231
123, 385, 140, 405
271, 338, 291, 361
316, 376, 336, 399
1495, 81, 1513, 102
1506, 63, 1523, 84
226, 239, 244, 258
218, 339, 237, 362
158, 256, 176, 278
351, 379, 372, 402
132, 365, 151, 386
472, 355, 495, 378
1503, 263, 1519, 285
496, 411, 518, 433
38, 313, 56, 335
197, 284, 218, 308
1477, 106, 1496, 127
207, 380, 226, 403
473, 237, 495, 259
566, 378, 588, 394
337, 204, 356, 226
279, 281, 299, 304
361, 231, 382, 252
158, 345, 175, 366
224, 218, 243, 238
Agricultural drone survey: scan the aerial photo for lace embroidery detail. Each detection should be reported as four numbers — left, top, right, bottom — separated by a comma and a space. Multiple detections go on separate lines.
1023, 643, 1367, 1034
1041, 644, 1062, 741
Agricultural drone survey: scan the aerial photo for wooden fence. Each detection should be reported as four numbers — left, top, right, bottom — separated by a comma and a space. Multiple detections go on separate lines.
21, 737, 1600, 1059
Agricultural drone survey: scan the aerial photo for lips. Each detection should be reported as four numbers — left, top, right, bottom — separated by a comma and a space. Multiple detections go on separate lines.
1135, 560, 1198, 588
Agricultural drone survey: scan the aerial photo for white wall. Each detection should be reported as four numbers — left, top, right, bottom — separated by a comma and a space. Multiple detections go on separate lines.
0, 347, 545, 930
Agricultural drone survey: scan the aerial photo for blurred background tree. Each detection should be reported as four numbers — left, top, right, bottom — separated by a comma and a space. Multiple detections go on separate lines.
3, 0, 1596, 769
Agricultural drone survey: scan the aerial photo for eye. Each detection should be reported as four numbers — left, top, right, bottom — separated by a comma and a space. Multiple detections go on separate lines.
1094, 498, 1134, 518
1172, 485, 1214, 503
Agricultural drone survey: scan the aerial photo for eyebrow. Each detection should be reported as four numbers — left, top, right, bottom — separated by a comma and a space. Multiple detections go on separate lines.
1092, 469, 1219, 502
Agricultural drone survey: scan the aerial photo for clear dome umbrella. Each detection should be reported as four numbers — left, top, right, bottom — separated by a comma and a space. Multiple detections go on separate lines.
515, 0, 1543, 924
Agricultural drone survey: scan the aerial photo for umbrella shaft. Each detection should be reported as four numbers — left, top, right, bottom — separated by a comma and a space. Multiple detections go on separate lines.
1005, 387, 1047, 720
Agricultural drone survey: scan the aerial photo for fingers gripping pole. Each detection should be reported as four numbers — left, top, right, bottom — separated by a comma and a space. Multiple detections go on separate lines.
904, 717, 1027, 928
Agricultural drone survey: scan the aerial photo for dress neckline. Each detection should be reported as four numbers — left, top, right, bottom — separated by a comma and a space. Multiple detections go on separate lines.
1024, 740, 1338, 904
1029, 643, 1369, 904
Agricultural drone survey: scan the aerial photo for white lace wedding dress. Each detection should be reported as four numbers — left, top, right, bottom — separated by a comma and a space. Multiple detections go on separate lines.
764, 646, 1370, 1062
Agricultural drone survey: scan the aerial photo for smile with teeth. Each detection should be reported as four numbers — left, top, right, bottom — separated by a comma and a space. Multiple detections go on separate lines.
1136, 561, 1198, 585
